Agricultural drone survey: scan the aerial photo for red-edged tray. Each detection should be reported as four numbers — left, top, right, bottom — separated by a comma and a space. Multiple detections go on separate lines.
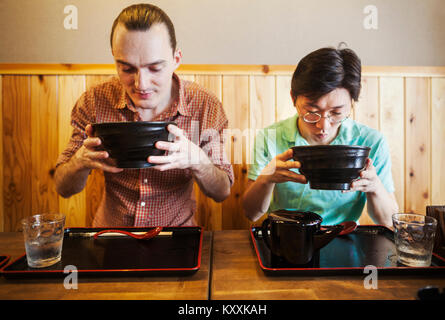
0, 255, 10, 269
2, 226, 202, 279
251, 225, 445, 276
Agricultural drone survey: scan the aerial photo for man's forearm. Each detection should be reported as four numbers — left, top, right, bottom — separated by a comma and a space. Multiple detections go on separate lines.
54, 157, 91, 198
242, 176, 275, 222
192, 164, 231, 202
366, 183, 399, 228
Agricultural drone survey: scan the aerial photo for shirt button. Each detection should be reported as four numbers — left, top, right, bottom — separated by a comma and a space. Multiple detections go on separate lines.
140, 202, 146, 207
143, 179, 148, 183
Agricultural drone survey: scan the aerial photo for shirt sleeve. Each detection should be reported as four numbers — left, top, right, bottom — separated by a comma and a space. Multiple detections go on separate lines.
55, 90, 95, 168
370, 135, 395, 193
199, 94, 235, 186
247, 128, 277, 181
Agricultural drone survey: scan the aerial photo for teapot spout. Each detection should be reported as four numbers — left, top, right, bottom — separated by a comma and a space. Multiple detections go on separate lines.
314, 225, 344, 250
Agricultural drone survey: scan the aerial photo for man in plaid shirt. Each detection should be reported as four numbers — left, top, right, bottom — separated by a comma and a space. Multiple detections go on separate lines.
54, 4, 234, 227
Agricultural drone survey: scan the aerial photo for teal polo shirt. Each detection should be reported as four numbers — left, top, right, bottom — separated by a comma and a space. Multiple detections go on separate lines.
248, 114, 395, 225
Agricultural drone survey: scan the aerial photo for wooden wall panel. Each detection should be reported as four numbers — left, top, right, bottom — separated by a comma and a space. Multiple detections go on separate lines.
84, 76, 114, 226
249, 76, 276, 128
379, 77, 405, 212
275, 75, 295, 122
0, 76, 2, 231
249, 76, 276, 162
355, 76, 379, 225
431, 78, 445, 205
405, 77, 431, 214
221, 76, 251, 229
30, 75, 59, 216
1, 67, 444, 231
2, 76, 31, 231
194, 75, 221, 99
193, 75, 223, 230
0, 77, 5, 232
58, 75, 86, 227
180, 75, 195, 82
355, 77, 380, 129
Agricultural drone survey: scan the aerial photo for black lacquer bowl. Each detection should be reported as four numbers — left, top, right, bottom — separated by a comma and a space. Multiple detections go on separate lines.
291, 145, 371, 190
92, 121, 176, 168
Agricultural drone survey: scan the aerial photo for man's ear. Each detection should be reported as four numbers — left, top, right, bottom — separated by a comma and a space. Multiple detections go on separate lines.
173, 48, 182, 70
290, 90, 296, 106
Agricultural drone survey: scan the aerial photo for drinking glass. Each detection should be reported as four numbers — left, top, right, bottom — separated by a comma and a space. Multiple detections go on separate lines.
21, 213, 65, 268
392, 213, 437, 267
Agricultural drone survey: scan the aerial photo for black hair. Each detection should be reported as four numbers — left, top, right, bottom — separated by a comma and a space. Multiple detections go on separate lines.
291, 47, 361, 103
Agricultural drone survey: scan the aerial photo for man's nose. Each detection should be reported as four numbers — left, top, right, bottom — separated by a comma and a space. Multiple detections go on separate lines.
134, 69, 149, 90
316, 116, 331, 130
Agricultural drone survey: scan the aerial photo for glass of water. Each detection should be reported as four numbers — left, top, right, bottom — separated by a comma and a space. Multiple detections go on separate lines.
21, 213, 66, 268
392, 213, 437, 267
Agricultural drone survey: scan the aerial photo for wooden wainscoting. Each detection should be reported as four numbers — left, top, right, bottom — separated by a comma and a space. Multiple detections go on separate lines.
1, 65, 445, 231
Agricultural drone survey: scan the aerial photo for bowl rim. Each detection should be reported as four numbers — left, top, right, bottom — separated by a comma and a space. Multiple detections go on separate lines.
92, 120, 177, 127
292, 144, 370, 150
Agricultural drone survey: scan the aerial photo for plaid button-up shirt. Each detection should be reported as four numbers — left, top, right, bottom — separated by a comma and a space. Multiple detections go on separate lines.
56, 74, 234, 227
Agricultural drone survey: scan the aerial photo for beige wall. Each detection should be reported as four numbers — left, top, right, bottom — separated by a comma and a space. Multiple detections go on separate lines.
0, 0, 444, 65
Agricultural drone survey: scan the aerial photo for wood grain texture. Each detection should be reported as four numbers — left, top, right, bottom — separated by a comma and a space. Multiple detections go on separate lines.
211, 230, 445, 300
0, 69, 444, 231
355, 77, 380, 130
379, 77, 405, 212
30, 75, 59, 216
0, 231, 212, 300
193, 75, 223, 230
275, 75, 295, 122
222, 76, 251, 229
431, 78, 445, 205
194, 75, 221, 100
0, 76, 3, 231
179, 74, 195, 82
249, 76, 276, 129
84, 76, 114, 226
2, 64, 445, 77
2, 76, 31, 231
355, 77, 379, 224
57, 75, 86, 227
405, 77, 431, 214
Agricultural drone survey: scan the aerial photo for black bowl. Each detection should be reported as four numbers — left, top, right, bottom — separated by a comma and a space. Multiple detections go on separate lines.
92, 121, 176, 168
291, 145, 371, 190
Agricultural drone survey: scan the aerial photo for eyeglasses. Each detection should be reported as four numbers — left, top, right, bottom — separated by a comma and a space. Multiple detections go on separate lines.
301, 111, 350, 124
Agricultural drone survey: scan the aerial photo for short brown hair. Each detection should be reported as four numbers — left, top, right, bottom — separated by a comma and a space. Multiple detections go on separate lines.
110, 3, 177, 52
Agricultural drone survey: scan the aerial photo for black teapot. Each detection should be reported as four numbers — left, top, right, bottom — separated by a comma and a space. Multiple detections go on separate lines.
261, 209, 344, 265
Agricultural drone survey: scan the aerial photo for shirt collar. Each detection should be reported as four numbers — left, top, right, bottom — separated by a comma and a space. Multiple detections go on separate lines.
329, 118, 360, 145
114, 73, 193, 118
281, 114, 299, 143
174, 73, 193, 117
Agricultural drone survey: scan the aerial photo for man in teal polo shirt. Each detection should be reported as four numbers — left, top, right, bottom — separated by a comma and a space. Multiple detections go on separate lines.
242, 47, 399, 227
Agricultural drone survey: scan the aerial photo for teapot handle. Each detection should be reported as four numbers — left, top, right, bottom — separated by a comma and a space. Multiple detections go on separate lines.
261, 218, 272, 250
314, 224, 344, 250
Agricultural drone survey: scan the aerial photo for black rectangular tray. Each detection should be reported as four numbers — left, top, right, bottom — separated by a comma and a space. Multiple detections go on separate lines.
251, 225, 445, 276
2, 226, 202, 279
0, 255, 9, 269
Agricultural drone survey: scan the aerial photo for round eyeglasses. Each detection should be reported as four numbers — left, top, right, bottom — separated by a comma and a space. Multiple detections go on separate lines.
302, 111, 350, 124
